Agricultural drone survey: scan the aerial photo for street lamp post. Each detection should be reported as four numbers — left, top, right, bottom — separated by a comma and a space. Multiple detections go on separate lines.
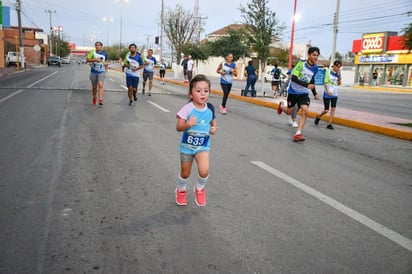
115, 0, 129, 52
288, 0, 298, 69
102, 16, 113, 46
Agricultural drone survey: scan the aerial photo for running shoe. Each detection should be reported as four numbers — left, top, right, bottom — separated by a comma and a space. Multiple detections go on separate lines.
129, 100, 133, 106
142, 88, 145, 95
288, 117, 293, 125
293, 134, 306, 142
292, 121, 298, 128
277, 101, 283, 114
92, 98, 97, 105
222, 107, 227, 114
219, 106, 224, 113
99, 99, 103, 106
314, 116, 320, 125
148, 92, 151, 96
175, 188, 187, 206
327, 124, 334, 130
133, 93, 137, 101
194, 187, 206, 206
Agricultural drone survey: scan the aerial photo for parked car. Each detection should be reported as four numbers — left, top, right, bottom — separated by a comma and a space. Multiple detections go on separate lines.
48, 56, 61, 67
264, 69, 273, 82
61, 57, 70, 64
5, 51, 26, 67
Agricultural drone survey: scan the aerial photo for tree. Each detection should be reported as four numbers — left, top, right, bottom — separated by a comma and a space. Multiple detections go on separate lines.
205, 28, 250, 61
57, 40, 71, 57
240, 0, 284, 70
400, 22, 412, 50
163, 4, 198, 64
239, 0, 284, 95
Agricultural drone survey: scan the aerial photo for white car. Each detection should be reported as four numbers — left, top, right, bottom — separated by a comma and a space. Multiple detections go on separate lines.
61, 57, 70, 64
264, 70, 273, 82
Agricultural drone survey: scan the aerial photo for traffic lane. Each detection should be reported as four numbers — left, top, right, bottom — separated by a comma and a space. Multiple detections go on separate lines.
0, 87, 73, 273
36, 91, 251, 273
210, 96, 411, 234
126, 80, 412, 242
1, 75, 410, 272
118, 90, 411, 271
166, 93, 410, 271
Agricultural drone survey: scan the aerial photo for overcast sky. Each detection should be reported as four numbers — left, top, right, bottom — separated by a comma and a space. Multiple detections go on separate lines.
4, 0, 411, 58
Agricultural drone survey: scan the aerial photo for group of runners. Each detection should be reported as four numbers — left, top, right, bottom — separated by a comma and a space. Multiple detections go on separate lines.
85, 43, 341, 206
86, 41, 167, 106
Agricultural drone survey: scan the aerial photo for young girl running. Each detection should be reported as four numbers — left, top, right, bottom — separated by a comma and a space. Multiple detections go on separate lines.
216, 53, 238, 114
175, 74, 217, 206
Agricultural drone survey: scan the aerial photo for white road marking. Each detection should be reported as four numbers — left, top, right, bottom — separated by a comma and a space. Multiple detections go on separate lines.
0, 71, 60, 104
27, 71, 59, 88
251, 160, 412, 252
120, 84, 128, 90
0, 89, 24, 104
147, 100, 170, 112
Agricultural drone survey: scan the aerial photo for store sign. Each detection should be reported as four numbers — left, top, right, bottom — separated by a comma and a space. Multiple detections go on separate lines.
361, 33, 385, 53
359, 55, 398, 63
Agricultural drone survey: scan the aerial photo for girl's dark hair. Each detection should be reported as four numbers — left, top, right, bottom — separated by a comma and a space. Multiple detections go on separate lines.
333, 60, 342, 66
188, 74, 211, 100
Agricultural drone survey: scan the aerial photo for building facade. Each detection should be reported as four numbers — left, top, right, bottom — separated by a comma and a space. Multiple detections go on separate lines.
352, 32, 412, 87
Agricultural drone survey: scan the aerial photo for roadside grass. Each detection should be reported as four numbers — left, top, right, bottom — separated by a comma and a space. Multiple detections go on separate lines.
393, 123, 412, 128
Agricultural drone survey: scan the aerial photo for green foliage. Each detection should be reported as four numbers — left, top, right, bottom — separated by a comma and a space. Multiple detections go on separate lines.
58, 40, 71, 57
240, 0, 284, 66
205, 29, 250, 61
180, 43, 209, 61
400, 22, 412, 50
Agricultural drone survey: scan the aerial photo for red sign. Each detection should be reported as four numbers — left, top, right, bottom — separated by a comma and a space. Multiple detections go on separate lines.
361, 33, 385, 53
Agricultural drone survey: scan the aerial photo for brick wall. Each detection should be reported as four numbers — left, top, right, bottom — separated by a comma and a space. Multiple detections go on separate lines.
3, 28, 43, 66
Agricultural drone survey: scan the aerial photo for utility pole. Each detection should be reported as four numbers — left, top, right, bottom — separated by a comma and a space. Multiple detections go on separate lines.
193, 16, 208, 42
45, 9, 56, 55
16, 0, 24, 69
330, 0, 340, 67
159, 0, 164, 61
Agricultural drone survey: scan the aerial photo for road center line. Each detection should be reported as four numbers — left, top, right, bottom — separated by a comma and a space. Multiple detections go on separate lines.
147, 100, 170, 112
1, 72, 60, 104
0, 89, 24, 104
251, 160, 412, 252
27, 71, 59, 88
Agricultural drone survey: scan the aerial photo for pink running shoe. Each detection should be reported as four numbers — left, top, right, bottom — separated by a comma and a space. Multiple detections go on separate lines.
194, 187, 206, 206
175, 188, 187, 206
92, 98, 97, 105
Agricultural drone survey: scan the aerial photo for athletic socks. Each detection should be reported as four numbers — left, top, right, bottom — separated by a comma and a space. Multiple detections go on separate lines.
196, 175, 208, 191
178, 175, 189, 192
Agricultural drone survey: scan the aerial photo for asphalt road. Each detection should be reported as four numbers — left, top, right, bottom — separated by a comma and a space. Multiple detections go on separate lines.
0, 64, 411, 273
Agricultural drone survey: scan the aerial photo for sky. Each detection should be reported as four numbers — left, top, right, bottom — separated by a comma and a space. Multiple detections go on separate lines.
4, 0, 412, 59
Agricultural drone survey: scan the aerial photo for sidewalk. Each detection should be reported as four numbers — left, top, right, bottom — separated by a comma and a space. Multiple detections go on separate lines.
163, 76, 412, 141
